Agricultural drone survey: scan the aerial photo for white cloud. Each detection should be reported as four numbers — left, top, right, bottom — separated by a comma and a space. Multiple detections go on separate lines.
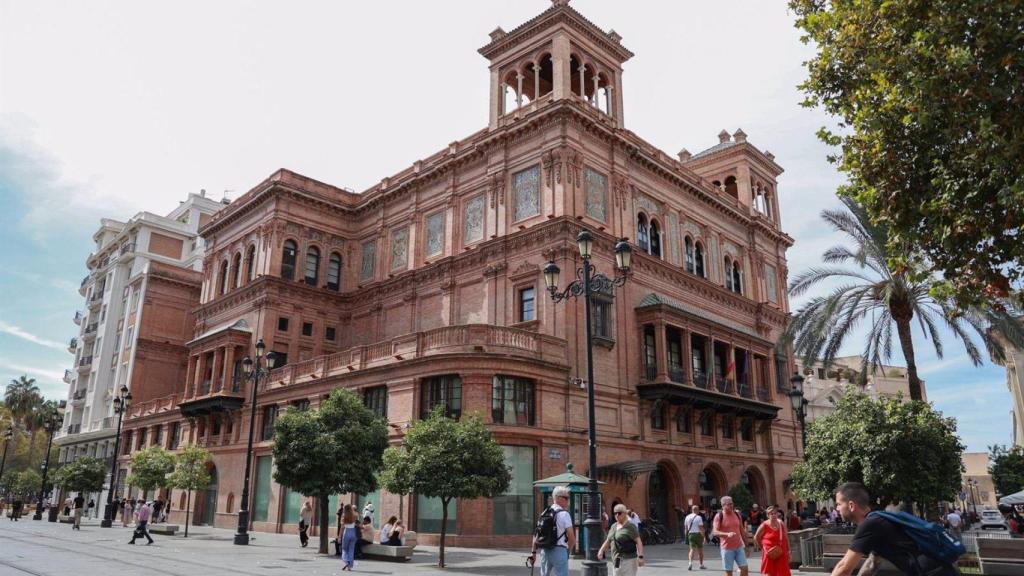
0, 319, 66, 350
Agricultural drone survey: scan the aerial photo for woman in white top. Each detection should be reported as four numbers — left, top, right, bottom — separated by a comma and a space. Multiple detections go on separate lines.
380, 515, 397, 544
298, 501, 313, 548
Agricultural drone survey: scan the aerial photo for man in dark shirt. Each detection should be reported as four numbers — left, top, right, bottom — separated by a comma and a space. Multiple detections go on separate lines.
831, 482, 958, 576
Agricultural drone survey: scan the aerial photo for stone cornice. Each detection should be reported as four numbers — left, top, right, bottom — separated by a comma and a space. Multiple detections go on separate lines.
478, 3, 633, 62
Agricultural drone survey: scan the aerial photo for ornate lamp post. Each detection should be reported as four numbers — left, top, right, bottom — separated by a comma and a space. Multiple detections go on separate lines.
788, 372, 807, 460
32, 409, 61, 520
234, 338, 278, 546
543, 229, 631, 576
0, 425, 13, 492
966, 478, 979, 517
101, 384, 131, 527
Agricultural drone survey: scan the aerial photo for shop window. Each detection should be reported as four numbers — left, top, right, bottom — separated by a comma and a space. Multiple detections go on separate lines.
493, 446, 535, 535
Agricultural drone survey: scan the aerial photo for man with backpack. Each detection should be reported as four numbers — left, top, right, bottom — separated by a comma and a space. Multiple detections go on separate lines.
530, 486, 576, 576
831, 482, 962, 576
712, 496, 749, 576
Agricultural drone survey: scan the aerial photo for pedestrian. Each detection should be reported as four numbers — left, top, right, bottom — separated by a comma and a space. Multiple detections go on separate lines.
120, 497, 130, 527
684, 504, 707, 570
152, 498, 164, 524
361, 501, 374, 525
383, 518, 404, 546
598, 503, 645, 576
11, 498, 23, 521
339, 504, 358, 571
786, 507, 801, 531
675, 506, 687, 542
72, 493, 85, 530
712, 495, 749, 576
830, 482, 958, 576
753, 505, 791, 576
379, 515, 397, 544
128, 501, 154, 545
945, 509, 962, 541
530, 486, 576, 576
748, 503, 763, 527
298, 500, 313, 548
628, 509, 641, 530
355, 515, 375, 557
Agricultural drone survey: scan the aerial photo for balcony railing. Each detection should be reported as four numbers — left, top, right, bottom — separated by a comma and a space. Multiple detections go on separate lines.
119, 242, 135, 255
84, 323, 98, 335
73, 311, 84, 325
715, 376, 732, 394
80, 276, 89, 288
72, 389, 87, 400
693, 371, 710, 390
668, 366, 686, 384
78, 356, 93, 368
644, 365, 657, 381
198, 379, 211, 396
63, 369, 73, 383
66, 424, 81, 434
757, 387, 772, 402
68, 337, 78, 352
737, 382, 753, 399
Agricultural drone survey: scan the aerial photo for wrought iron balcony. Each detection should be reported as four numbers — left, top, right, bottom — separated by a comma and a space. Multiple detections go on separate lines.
73, 311, 84, 325
715, 376, 732, 394
737, 382, 753, 399
63, 369, 73, 383
68, 337, 78, 353
757, 387, 772, 402
693, 371, 710, 390
644, 364, 656, 381
84, 323, 98, 336
77, 355, 93, 368
668, 366, 686, 384
119, 242, 135, 255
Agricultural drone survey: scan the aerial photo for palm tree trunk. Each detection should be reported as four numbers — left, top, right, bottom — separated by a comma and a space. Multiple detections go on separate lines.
894, 316, 923, 401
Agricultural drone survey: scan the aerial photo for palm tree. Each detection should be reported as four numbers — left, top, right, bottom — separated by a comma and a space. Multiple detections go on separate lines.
781, 197, 1024, 400
4, 376, 41, 426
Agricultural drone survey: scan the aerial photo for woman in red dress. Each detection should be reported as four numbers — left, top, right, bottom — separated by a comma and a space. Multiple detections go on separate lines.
753, 505, 791, 576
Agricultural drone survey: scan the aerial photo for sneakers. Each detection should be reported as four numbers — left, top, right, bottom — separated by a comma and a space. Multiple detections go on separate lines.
688, 564, 693, 571
700, 564, 706, 569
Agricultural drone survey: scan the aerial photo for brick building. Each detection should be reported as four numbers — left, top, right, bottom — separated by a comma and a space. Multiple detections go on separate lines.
120, 0, 802, 547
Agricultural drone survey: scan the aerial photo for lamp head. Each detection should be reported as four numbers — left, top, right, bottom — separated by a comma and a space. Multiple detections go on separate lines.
113, 396, 122, 412
123, 390, 132, 407
120, 384, 129, 398
266, 351, 279, 369
576, 229, 593, 259
255, 338, 266, 358
614, 238, 632, 271
789, 372, 805, 395
543, 261, 560, 292
242, 356, 254, 375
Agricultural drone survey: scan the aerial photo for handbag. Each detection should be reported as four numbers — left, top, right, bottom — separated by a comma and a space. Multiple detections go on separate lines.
766, 545, 783, 560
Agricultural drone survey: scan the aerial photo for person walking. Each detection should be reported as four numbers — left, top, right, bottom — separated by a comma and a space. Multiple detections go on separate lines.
11, 498, 23, 521
298, 500, 313, 548
684, 504, 707, 570
529, 486, 576, 576
120, 497, 130, 527
339, 504, 358, 571
128, 501, 154, 545
72, 493, 85, 530
712, 496, 749, 576
598, 503, 645, 576
152, 498, 163, 524
753, 505, 791, 576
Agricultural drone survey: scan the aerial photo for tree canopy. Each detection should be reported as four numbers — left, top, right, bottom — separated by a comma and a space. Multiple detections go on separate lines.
168, 444, 211, 537
272, 388, 389, 555
127, 445, 176, 494
53, 456, 106, 494
381, 409, 510, 567
728, 483, 755, 514
989, 444, 1024, 498
791, 389, 963, 507
790, 0, 1024, 310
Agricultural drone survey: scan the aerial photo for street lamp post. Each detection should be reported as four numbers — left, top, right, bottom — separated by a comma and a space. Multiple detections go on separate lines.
0, 425, 14, 493
101, 385, 132, 528
234, 338, 278, 546
543, 230, 631, 576
788, 372, 808, 459
966, 479, 979, 517
32, 410, 60, 520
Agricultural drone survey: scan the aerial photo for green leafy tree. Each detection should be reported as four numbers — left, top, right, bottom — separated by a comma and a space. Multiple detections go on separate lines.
272, 389, 389, 555
381, 409, 510, 567
780, 197, 1024, 400
989, 444, 1024, 497
53, 456, 106, 494
727, 483, 754, 515
168, 444, 211, 537
14, 469, 41, 499
127, 445, 176, 497
791, 389, 963, 509
790, 0, 1024, 310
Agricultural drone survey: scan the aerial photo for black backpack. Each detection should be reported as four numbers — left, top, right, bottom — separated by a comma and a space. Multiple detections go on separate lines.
534, 506, 567, 549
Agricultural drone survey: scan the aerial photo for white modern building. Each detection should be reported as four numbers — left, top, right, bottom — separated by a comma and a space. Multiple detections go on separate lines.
56, 191, 225, 514
799, 355, 925, 423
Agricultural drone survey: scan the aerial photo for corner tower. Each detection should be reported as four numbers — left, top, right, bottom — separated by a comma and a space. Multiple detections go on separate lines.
479, 0, 633, 130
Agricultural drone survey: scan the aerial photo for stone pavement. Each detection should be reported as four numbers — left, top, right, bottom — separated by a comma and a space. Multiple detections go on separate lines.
0, 517, 813, 576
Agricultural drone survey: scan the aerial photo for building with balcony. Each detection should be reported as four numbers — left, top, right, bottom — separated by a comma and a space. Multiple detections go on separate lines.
55, 191, 225, 513
798, 356, 926, 423
119, 0, 801, 546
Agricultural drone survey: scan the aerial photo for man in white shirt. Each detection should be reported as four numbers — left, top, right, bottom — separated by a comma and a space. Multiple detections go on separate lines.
530, 486, 576, 576
684, 504, 707, 570
946, 510, 962, 541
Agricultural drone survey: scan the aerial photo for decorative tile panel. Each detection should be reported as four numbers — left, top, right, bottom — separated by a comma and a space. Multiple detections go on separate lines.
584, 167, 607, 222
512, 165, 541, 222
360, 240, 376, 281
635, 194, 659, 215
464, 194, 485, 243
667, 213, 680, 265
425, 212, 444, 257
391, 227, 409, 271
765, 263, 778, 303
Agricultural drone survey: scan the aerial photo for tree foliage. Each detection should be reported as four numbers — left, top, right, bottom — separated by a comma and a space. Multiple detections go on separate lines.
382, 409, 510, 567
272, 389, 389, 555
728, 483, 754, 514
168, 444, 211, 537
779, 197, 1024, 400
14, 469, 41, 499
989, 444, 1024, 498
791, 0, 1024, 309
791, 389, 963, 506
53, 456, 106, 493
127, 445, 176, 494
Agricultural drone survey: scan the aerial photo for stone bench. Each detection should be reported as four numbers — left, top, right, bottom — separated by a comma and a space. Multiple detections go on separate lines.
361, 544, 414, 561
58, 515, 75, 524
148, 524, 179, 536
978, 538, 1024, 576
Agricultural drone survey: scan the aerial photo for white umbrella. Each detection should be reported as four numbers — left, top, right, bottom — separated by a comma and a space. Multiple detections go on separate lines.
998, 489, 1024, 505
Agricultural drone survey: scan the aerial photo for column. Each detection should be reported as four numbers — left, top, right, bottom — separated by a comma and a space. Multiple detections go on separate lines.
500, 83, 507, 115
683, 329, 693, 384
533, 64, 540, 100
210, 347, 223, 394
592, 75, 600, 107
605, 85, 613, 115
223, 345, 236, 394
186, 355, 197, 398
578, 65, 586, 98
516, 73, 524, 108
192, 354, 204, 399
655, 320, 669, 381
727, 343, 736, 394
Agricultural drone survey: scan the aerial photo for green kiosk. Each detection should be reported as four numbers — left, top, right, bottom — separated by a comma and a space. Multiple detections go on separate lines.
534, 463, 605, 557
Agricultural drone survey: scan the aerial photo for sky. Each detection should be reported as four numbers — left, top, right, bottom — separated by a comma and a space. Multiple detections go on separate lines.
0, 0, 1012, 452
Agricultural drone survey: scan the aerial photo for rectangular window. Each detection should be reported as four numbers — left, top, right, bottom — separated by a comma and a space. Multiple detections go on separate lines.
170, 423, 181, 449
278, 317, 289, 332
775, 356, 788, 392
491, 376, 535, 426
740, 418, 753, 441
765, 263, 778, 303
676, 408, 692, 433
417, 494, 456, 534
302, 322, 313, 337
721, 415, 734, 439
211, 415, 222, 436
137, 428, 147, 449
493, 446, 535, 535
122, 431, 133, 454
363, 385, 388, 419
651, 402, 665, 430
273, 350, 288, 367
261, 405, 278, 441
292, 399, 310, 411
325, 326, 336, 341
253, 455, 272, 522
592, 298, 613, 340
152, 425, 162, 448
390, 226, 409, 271
518, 287, 535, 322
700, 411, 714, 436
420, 375, 462, 420
643, 327, 656, 379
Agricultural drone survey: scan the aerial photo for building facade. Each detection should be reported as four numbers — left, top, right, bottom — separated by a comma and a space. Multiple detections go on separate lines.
961, 452, 999, 512
120, 0, 803, 547
56, 192, 225, 513
991, 326, 1024, 448
800, 356, 926, 423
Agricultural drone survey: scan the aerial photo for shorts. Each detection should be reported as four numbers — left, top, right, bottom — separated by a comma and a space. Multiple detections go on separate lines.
721, 546, 748, 571
687, 532, 704, 548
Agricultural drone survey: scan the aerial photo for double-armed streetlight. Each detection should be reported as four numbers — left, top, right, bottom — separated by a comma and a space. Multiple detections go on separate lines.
543, 229, 631, 576
101, 384, 132, 527
33, 409, 61, 521
788, 372, 808, 460
234, 338, 279, 546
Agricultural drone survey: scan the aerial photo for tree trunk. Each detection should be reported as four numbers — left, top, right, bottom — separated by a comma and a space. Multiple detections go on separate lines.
894, 316, 923, 401
439, 497, 449, 568
184, 489, 192, 537
319, 494, 329, 555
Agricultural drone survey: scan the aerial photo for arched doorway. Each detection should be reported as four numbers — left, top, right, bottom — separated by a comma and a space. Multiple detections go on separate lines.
647, 467, 670, 525
699, 466, 725, 511
742, 467, 767, 506
198, 465, 218, 526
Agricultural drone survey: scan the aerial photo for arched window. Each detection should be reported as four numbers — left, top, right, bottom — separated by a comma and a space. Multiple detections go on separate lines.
732, 262, 743, 295
327, 253, 342, 292
281, 240, 297, 281
724, 257, 734, 291
304, 246, 320, 286
724, 176, 738, 199
231, 253, 242, 289
649, 219, 662, 258
218, 260, 229, 295
694, 242, 706, 278
685, 237, 695, 273
637, 214, 649, 252
245, 245, 256, 282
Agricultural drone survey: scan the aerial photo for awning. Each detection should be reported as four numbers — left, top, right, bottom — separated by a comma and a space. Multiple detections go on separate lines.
187, 318, 251, 347
637, 382, 780, 420
534, 463, 603, 487
999, 489, 1024, 505
592, 461, 659, 491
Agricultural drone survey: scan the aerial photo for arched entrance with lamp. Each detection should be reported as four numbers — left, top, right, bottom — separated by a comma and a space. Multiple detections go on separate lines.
742, 466, 767, 506
698, 465, 726, 511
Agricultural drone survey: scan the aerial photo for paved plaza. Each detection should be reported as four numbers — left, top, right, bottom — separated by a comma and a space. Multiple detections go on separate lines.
0, 517, 808, 576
